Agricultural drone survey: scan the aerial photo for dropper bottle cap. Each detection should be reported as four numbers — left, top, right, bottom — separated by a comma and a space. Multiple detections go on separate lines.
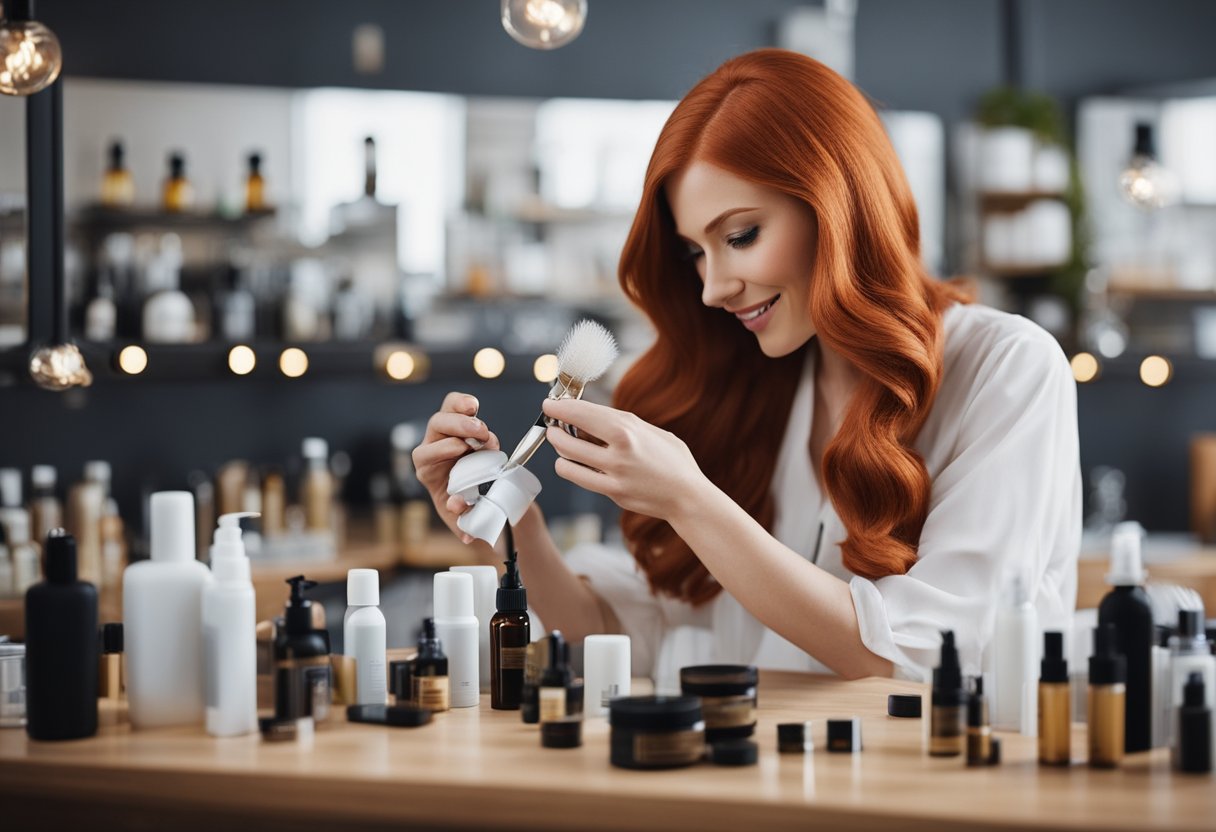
44, 528, 78, 584
417, 617, 445, 659
1089, 624, 1127, 685
932, 630, 965, 705
967, 676, 988, 728
496, 557, 528, 612
1041, 631, 1069, 683
284, 575, 318, 635
542, 629, 571, 687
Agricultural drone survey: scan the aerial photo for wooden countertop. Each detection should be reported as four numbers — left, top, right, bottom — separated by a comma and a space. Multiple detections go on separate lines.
1, 671, 1212, 832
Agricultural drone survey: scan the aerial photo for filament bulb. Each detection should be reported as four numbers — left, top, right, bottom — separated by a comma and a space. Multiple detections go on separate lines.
0, 19, 62, 96
502, 0, 587, 50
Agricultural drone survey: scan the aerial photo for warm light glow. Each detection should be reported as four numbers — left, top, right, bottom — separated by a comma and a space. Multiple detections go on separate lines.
385, 350, 416, 381
279, 347, 309, 378
474, 347, 506, 379
1070, 352, 1100, 383
228, 345, 256, 376
533, 353, 559, 383
117, 345, 148, 375
1139, 355, 1172, 387
502, 0, 586, 50
0, 20, 63, 96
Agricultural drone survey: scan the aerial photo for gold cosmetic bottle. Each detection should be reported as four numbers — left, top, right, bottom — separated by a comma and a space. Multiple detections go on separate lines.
966, 677, 993, 766
100, 141, 135, 208
412, 617, 449, 712
930, 630, 966, 757
98, 622, 124, 700
162, 152, 194, 213
261, 470, 286, 538
1088, 624, 1127, 768
244, 152, 267, 213
1039, 631, 1072, 765
301, 439, 334, 533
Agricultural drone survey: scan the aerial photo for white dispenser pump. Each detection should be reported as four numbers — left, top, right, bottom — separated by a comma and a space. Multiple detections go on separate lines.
1107, 521, 1147, 585
210, 512, 258, 582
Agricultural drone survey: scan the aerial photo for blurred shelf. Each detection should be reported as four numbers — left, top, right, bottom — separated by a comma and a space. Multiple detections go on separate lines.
73, 204, 277, 233
978, 190, 1067, 211
1107, 283, 1216, 302
980, 263, 1068, 278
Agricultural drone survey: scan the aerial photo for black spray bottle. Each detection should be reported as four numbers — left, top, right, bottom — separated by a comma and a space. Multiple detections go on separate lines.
491, 524, 530, 710
25, 529, 99, 740
273, 575, 331, 722
1096, 522, 1154, 752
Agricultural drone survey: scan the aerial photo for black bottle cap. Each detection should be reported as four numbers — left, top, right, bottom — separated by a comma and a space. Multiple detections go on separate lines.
389, 659, 414, 698
932, 630, 963, 702
777, 721, 812, 750
44, 528, 77, 584
1183, 672, 1208, 709
1041, 631, 1069, 683
542, 630, 571, 687
100, 622, 123, 654
967, 677, 988, 728
284, 575, 317, 635
248, 152, 262, 173
108, 140, 125, 170
826, 718, 862, 752
1089, 624, 1127, 686
711, 739, 758, 766
418, 617, 445, 660
887, 694, 922, 718
1178, 609, 1204, 638
496, 557, 527, 612
168, 152, 185, 178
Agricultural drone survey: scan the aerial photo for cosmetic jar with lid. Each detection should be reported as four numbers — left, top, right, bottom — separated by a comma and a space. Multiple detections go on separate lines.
679, 664, 758, 742
609, 695, 706, 769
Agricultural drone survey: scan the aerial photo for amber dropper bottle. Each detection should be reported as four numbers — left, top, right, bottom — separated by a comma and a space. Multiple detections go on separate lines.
491, 523, 530, 710
1038, 631, 1071, 766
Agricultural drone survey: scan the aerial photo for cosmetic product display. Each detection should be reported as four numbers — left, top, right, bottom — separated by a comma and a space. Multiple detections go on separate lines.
245, 152, 267, 213
100, 140, 135, 207
0, 643, 26, 728
413, 618, 450, 712
609, 696, 707, 770
1175, 673, 1212, 774
302, 438, 334, 533
344, 568, 387, 706
887, 694, 922, 719
541, 715, 583, 749
993, 573, 1038, 735
1089, 624, 1127, 769
98, 622, 124, 701
1097, 521, 1154, 752
162, 152, 195, 212
777, 722, 814, 753
539, 630, 574, 724
1167, 609, 1216, 753
203, 513, 258, 737
24, 529, 99, 740
827, 717, 863, 753
450, 564, 497, 693
930, 631, 966, 757
521, 636, 550, 724
584, 634, 630, 718
8, 511, 41, 594
966, 678, 993, 766
1038, 631, 1071, 766
679, 664, 758, 742
346, 704, 432, 728
490, 545, 530, 710
433, 571, 479, 708
124, 491, 212, 729
29, 464, 62, 544
273, 576, 331, 722
711, 738, 759, 766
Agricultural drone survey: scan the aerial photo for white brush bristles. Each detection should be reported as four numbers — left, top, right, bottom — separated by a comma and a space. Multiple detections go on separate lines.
556, 319, 619, 383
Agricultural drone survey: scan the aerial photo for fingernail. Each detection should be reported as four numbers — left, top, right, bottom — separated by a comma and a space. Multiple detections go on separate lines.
465, 437, 484, 449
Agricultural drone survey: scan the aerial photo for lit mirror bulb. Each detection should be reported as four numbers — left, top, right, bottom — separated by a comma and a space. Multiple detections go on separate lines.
502, 0, 587, 50
0, 18, 62, 96
1118, 123, 1177, 209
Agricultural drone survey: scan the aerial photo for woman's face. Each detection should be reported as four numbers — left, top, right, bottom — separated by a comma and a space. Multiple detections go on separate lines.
667, 161, 819, 358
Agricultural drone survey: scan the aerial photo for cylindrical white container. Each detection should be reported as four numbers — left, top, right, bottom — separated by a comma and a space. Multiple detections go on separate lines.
434, 571, 479, 708
450, 565, 498, 693
125, 491, 212, 729
583, 634, 631, 718
992, 574, 1039, 734
345, 568, 387, 706
979, 126, 1035, 193
203, 512, 258, 737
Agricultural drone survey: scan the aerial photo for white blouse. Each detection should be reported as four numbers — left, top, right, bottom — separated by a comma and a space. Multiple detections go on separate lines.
565, 303, 1081, 691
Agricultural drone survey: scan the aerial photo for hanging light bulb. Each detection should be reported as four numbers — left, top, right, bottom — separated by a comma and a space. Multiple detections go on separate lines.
29, 342, 91, 390
502, 0, 587, 50
1118, 122, 1177, 209
0, 1, 63, 97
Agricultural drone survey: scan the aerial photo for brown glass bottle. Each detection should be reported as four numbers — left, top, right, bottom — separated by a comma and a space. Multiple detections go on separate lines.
245, 152, 266, 213
491, 557, 529, 709
162, 152, 194, 213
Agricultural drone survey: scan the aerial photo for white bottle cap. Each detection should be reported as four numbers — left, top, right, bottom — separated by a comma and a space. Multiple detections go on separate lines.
1107, 520, 1147, 585
449, 565, 497, 620
583, 634, 631, 718
302, 437, 329, 460
4, 508, 30, 544
0, 468, 21, 508
347, 568, 380, 606
433, 571, 474, 620
211, 511, 257, 582
31, 465, 56, 488
84, 460, 112, 486
457, 500, 508, 546
150, 491, 196, 562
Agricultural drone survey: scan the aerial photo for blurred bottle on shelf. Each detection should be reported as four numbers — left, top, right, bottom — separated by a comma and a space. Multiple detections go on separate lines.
100, 140, 135, 208
364, 137, 377, 200
30, 465, 63, 545
245, 152, 267, 213
162, 152, 195, 213
332, 277, 373, 341
302, 438, 334, 533
220, 265, 257, 341
141, 234, 197, 343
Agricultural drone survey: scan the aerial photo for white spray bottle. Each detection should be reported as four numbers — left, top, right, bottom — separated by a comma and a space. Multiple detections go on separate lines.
203, 512, 259, 736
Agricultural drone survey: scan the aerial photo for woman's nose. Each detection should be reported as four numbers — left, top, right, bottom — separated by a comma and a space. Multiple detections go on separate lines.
700, 259, 745, 309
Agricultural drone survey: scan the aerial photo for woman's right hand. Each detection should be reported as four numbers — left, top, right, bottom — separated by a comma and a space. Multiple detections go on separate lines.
412, 392, 500, 543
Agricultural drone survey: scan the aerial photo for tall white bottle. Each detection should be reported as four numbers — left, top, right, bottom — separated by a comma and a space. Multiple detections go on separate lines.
993, 573, 1040, 734
450, 565, 497, 693
434, 571, 479, 708
203, 512, 259, 737
344, 568, 387, 706
124, 491, 212, 728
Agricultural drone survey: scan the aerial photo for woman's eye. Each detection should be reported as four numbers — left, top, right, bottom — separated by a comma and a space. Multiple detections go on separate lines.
727, 226, 759, 249
683, 244, 704, 261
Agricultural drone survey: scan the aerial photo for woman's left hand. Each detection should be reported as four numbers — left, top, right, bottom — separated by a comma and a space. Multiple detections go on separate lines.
542, 397, 711, 521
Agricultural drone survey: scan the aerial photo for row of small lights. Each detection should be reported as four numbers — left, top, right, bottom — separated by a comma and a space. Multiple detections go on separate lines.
1070, 352, 1173, 387
115, 345, 563, 383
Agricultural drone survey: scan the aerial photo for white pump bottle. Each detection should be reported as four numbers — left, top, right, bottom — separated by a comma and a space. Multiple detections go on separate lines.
203, 512, 259, 736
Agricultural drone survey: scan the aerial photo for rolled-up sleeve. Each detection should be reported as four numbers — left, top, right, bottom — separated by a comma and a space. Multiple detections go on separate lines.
849, 328, 1082, 680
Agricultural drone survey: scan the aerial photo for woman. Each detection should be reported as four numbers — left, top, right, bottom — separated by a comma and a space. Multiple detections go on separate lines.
414, 49, 1080, 687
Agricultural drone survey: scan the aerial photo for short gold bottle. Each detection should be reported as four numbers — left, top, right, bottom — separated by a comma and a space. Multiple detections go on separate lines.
1088, 625, 1127, 768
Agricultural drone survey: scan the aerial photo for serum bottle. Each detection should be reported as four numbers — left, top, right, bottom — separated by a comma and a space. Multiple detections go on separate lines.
413, 617, 449, 712
930, 630, 966, 757
539, 630, 572, 725
491, 535, 530, 710
1038, 631, 1071, 766
1088, 624, 1127, 768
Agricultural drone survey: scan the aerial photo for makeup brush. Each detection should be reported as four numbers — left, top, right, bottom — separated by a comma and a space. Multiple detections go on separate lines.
499, 319, 619, 472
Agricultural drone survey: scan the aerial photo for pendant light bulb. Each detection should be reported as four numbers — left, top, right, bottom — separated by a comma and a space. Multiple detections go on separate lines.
1118, 122, 1177, 210
501, 0, 587, 50
0, 2, 63, 97
29, 342, 92, 390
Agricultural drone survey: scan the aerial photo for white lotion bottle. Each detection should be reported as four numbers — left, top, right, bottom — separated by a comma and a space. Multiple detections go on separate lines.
450, 565, 498, 693
344, 568, 387, 706
434, 571, 479, 708
124, 491, 212, 728
993, 573, 1039, 734
203, 512, 259, 737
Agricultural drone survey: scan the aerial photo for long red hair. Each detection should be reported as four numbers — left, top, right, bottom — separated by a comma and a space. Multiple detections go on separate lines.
614, 49, 969, 604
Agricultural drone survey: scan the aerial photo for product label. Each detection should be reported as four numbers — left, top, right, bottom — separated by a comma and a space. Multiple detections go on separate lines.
500, 645, 527, 671
539, 686, 566, 722
416, 676, 449, 711
304, 664, 331, 721
633, 726, 706, 766
600, 683, 622, 709
700, 693, 756, 729
204, 625, 219, 709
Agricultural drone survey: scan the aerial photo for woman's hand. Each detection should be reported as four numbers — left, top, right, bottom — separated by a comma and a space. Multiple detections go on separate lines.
413, 392, 500, 543
542, 398, 712, 522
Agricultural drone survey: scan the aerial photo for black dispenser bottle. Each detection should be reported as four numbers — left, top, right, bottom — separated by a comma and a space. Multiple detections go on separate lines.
1096, 524, 1154, 752
491, 531, 530, 710
25, 529, 99, 740
273, 575, 331, 722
